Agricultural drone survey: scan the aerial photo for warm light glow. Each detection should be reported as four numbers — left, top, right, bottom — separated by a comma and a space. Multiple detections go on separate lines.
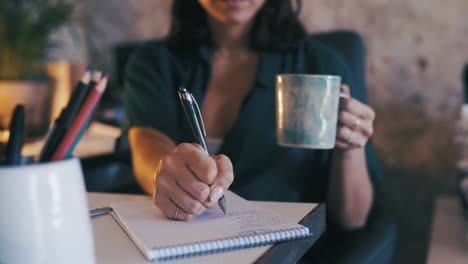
0, 130, 10, 143
46, 61, 71, 121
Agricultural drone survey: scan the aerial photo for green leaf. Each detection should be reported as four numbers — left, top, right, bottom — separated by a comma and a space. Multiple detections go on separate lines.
0, 0, 75, 79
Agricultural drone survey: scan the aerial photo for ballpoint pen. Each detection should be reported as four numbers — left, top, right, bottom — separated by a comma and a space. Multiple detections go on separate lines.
178, 87, 227, 214
6, 105, 25, 166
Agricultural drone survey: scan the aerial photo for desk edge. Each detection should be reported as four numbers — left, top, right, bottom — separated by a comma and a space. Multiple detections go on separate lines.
254, 203, 327, 264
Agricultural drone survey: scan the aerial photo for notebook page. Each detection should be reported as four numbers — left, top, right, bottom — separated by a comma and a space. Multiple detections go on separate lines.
110, 191, 308, 257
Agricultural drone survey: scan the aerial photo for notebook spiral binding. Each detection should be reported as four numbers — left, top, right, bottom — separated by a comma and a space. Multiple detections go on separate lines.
150, 227, 312, 261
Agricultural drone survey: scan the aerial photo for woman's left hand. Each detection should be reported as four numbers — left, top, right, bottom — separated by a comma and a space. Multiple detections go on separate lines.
336, 84, 375, 149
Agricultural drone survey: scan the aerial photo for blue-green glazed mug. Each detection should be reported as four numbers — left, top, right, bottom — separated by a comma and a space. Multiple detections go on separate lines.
276, 74, 345, 149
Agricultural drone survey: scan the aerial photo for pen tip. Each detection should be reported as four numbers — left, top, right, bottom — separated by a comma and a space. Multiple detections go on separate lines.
218, 197, 227, 214
81, 71, 92, 83
96, 76, 109, 92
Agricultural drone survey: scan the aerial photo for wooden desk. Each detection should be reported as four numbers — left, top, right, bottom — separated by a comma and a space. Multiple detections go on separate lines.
22, 122, 120, 158
88, 192, 326, 264
427, 197, 468, 263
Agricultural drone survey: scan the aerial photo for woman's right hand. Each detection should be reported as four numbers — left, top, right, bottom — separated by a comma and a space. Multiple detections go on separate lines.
153, 143, 234, 221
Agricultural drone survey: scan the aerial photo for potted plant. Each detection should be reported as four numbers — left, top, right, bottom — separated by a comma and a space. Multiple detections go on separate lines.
0, 0, 74, 140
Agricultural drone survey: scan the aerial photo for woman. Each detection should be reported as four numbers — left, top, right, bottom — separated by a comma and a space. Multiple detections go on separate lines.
124, 0, 377, 230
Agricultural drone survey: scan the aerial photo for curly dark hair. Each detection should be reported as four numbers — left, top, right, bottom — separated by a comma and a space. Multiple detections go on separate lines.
168, 0, 307, 52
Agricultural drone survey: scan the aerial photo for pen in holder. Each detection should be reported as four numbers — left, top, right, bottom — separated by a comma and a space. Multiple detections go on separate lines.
0, 157, 95, 264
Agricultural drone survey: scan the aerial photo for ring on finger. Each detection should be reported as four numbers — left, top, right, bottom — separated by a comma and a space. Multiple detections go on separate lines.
173, 206, 180, 220
352, 118, 361, 130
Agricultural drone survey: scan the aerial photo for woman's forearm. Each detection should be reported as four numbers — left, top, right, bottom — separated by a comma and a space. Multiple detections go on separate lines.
327, 147, 373, 230
128, 127, 176, 195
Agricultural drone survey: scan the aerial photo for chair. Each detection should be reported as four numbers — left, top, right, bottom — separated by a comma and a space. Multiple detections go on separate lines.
85, 30, 398, 263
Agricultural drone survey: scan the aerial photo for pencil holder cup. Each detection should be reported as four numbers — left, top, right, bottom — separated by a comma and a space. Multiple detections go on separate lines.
0, 158, 95, 264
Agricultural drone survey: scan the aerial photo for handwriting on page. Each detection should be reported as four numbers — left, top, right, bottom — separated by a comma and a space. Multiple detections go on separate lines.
233, 209, 288, 230
191, 206, 289, 236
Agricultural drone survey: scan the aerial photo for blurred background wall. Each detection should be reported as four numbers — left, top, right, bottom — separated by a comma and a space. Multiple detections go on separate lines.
77, 0, 467, 262
299, 2, 467, 262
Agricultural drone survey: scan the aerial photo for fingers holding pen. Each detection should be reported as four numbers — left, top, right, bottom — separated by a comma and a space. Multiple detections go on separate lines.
174, 143, 218, 185
173, 146, 234, 209
155, 165, 206, 218
207, 154, 234, 208
154, 143, 227, 219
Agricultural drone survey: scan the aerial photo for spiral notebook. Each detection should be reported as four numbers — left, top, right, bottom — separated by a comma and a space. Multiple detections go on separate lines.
110, 191, 312, 261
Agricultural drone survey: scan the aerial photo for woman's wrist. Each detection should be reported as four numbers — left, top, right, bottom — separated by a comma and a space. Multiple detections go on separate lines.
333, 146, 365, 159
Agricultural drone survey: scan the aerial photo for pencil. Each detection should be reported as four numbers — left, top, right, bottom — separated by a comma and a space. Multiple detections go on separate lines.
60, 72, 102, 159
64, 71, 102, 129
6, 105, 25, 165
39, 71, 92, 162
50, 76, 108, 161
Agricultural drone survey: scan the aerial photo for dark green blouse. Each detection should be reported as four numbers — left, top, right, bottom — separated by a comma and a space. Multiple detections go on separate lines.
123, 36, 380, 203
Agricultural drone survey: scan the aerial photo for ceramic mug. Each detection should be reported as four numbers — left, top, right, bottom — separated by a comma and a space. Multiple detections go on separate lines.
276, 74, 346, 149
0, 158, 95, 264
